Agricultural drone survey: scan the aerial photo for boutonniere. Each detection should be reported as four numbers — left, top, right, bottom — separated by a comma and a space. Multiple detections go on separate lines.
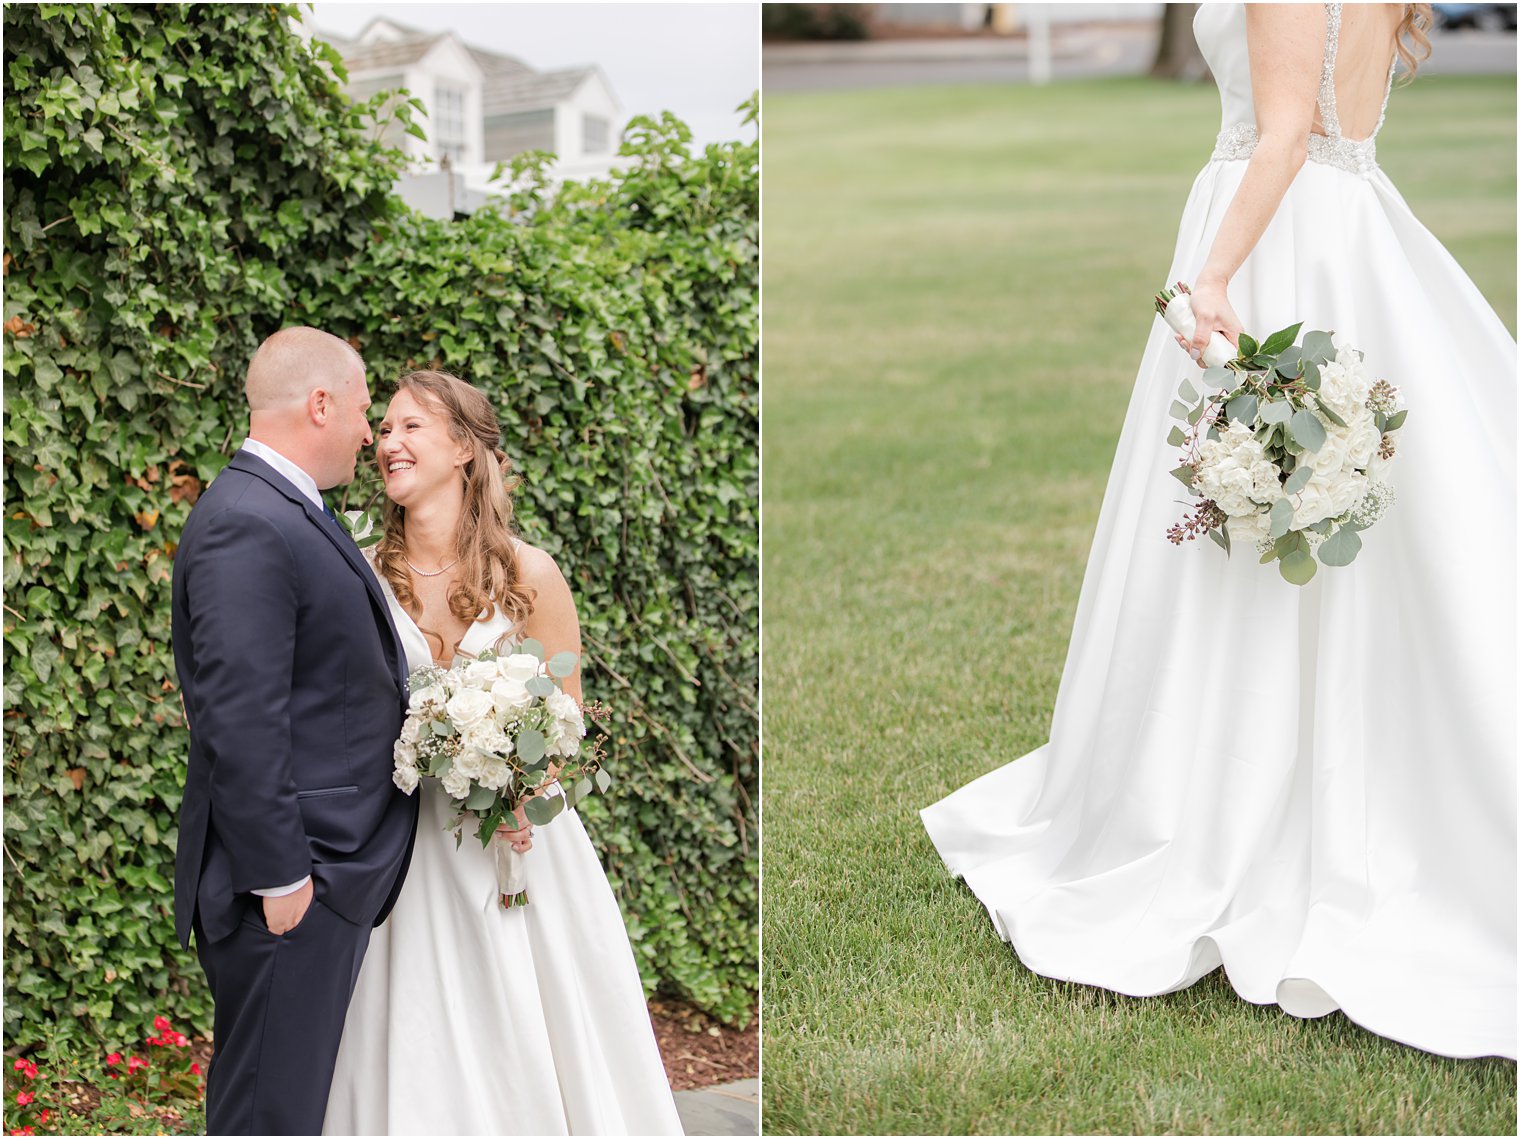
337, 508, 382, 549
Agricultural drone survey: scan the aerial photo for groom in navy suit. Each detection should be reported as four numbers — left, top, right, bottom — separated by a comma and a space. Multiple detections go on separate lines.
172, 327, 417, 1134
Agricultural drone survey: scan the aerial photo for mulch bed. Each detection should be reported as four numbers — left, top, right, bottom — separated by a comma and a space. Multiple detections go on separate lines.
648, 999, 759, 1092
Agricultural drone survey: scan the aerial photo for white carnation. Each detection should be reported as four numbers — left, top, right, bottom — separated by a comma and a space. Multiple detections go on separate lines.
462, 720, 511, 761
1195, 452, 1259, 516
1317, 351, 1372, 422
393, 738, 417, 768
476, 756, 514, 792
445, 687, 495, 728
399, 717, 422, 745
1248, 460, 1282, 502
440, 767, 473, 801
392, 764, 419, 794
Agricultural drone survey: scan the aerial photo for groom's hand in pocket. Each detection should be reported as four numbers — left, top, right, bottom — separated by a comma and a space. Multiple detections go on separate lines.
263, 879, 314, 935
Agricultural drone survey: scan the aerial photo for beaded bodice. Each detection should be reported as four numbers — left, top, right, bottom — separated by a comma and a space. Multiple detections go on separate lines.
1198, 3, 1397, 178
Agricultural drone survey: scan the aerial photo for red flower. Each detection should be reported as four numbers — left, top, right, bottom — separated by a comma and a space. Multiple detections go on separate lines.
10, 1060, 36, 1080
9, 1126, 35, 1136
126, 1055, 148, 1073
105, 1053, 122, 1066
15, 1091, 33, 1106
153, 1015, 172, 1033
189, 1062, 203, 1076
173, 1033, 189, 1047
35, 1114, 47, 1125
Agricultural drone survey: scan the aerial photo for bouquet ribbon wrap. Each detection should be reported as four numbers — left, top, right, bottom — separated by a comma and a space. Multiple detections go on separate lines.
491, 832, 530, 909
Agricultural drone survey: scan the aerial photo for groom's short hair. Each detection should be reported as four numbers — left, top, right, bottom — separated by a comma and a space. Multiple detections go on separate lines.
245, 327, 366, 411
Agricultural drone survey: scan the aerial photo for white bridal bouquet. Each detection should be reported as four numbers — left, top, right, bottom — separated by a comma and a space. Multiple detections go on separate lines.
1154, 283, 1407, 585
392, 639, 612, 907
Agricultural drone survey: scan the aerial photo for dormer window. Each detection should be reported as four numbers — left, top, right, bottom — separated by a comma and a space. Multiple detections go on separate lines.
434, 82, 468, 164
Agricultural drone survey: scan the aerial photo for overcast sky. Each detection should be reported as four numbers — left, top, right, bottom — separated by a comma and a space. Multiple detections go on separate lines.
307, 2, 759, 149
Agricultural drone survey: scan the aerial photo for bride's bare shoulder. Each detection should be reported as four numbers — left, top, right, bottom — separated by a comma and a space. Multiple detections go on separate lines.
512, 539, 570, 592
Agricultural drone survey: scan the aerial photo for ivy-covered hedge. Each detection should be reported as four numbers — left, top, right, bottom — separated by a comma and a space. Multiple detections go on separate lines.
3, 3, 757, 1052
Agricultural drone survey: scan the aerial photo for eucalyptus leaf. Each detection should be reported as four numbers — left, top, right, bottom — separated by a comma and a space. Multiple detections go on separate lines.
1289, 408, 1326, 452
1202, 367, 1234, 390
1260, 399, 1293, 425
1170, 464, 1196, 488
1280, 547, 1317, 585
523, 795, 557, 826
1302, 361, 1321, 390
516, 729, 547, 764
1274, 346, 1303, 378
1167, 425, 1187, 447
1269, 497, 1295, 540
518, 637, 546, 661
1385, 408, 1407, 431
526, 676, 556, 698
1317, 526, 1363, 567
1170, 400, 1190, 420
1303, 330, 1335, 364
1187, 403, 1205, 426
1283, 465, 1314, 495
595, 768, 613, 793
547, 651, 578, 678
1178, 378, 1198, 402
1208, 527, 1231, 555
464, 784, 497, 812
1259, 547, 1280, 564
1225, 394, 1258, 424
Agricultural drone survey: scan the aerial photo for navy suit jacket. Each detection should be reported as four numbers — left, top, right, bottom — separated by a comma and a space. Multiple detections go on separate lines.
171, 449, 418, 947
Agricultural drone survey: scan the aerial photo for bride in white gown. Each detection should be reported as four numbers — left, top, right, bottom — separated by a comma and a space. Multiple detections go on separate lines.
323, 370, 683, 1134
922, 3, 1516, 1060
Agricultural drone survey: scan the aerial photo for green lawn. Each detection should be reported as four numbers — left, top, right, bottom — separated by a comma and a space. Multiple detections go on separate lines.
760, 75, 1516, 1135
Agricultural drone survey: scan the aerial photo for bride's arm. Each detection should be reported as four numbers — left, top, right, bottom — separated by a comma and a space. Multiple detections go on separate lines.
1187, 4, 1326, 361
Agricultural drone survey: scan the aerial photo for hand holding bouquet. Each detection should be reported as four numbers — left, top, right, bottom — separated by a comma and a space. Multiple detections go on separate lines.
1155, 285, 1408, 585
392, 638, 612, 907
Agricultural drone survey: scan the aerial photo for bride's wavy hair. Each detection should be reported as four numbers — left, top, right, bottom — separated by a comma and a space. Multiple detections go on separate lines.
374, 371, 536, 654
1396, 4, 1434, 80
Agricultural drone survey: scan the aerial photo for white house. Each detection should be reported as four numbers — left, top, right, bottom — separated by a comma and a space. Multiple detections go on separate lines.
315, 17, 624, 211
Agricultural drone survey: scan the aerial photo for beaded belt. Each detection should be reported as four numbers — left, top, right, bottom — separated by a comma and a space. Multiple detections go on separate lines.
1210, 123, 1379, 177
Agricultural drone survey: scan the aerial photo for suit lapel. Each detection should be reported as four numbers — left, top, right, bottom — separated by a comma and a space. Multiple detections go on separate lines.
226, 450, 410, 695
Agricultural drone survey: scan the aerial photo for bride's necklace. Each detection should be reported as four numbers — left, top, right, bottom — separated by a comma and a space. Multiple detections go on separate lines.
404, 554, 459, 578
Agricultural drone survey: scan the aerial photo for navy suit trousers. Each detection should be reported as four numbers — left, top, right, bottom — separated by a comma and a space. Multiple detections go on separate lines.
195, 901, 371, 1136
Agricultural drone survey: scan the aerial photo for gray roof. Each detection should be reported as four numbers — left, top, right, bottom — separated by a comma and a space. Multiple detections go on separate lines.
467, 45, 533, 80
480, 67, 594, 116
339, 33, 444, 75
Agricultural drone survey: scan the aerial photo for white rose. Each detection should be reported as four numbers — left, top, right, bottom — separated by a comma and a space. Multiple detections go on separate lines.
1291, 480, 1337, 528
1343, 414, 1382, 470
491, 677, 533, 715
1306, 419, 1351, 475
408, 684, 445, 714
1325, 469, 1367, 517
441, 767, 473, 801
1226, 509, 1272, 545
392, 765, 419, 794
399, 717, 422, 745
462, 659, 500, 688
445, 687, 495, 728
1317, 354, 1372, 422
499, 653, 543, 682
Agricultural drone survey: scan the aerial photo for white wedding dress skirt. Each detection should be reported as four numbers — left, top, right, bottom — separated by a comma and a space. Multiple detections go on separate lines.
324, 572, 684, 1135
923, 3, 1516, 1061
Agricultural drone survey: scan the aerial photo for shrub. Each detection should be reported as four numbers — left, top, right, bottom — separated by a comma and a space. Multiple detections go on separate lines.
3, 2, 757, 1053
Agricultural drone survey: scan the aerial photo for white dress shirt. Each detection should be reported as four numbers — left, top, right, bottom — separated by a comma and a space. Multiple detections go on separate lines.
238, 437, 319, 900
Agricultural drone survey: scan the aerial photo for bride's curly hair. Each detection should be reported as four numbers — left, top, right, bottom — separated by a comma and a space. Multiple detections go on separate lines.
1396, 4, 1434, 79
374, 371, 536, 654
